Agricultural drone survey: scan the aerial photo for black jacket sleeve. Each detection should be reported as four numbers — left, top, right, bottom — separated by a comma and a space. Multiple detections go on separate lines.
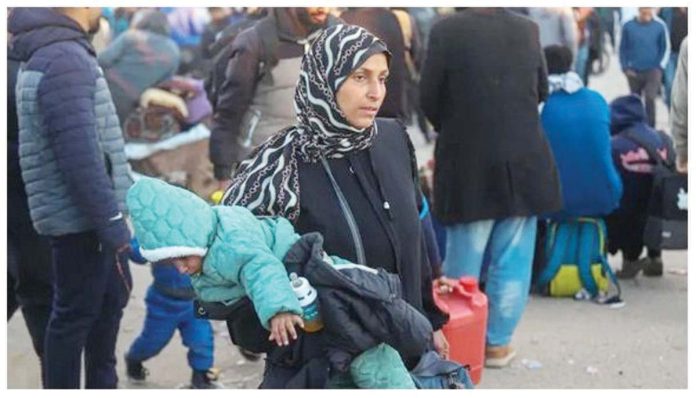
38, 53, 130, 251
209, 29, 262, 180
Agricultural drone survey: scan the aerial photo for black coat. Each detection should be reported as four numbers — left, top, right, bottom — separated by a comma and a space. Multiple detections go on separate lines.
261, 119, 446, 388
341, 8, 408, 119
420, 9, 562, 225
283, 233, 433, 373
209, 10, 341, 179
295, 119, 447, 330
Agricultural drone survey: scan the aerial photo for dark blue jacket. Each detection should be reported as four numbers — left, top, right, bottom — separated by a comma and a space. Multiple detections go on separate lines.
9, 8, 131, 250
541, 86, 623, 220
150, 264, 196, 300
619, 17, 670, 71
609, 95, 675, 216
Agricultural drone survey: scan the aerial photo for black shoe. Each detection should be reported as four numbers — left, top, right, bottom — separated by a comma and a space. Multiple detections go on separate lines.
643, 257, 664, 277
616, 258, 644, 279
125, 357, 149, 384
237, 346, 262, 362
191, 368, 224, 389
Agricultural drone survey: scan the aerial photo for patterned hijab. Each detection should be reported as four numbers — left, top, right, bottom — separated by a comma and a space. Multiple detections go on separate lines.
222, 24, 390, 221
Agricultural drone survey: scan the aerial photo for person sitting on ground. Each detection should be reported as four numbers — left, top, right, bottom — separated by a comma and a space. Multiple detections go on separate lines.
605, 94, 676, 278
541, 44, 623, 221
98, 9, 180, 125
127, 176, 433, 388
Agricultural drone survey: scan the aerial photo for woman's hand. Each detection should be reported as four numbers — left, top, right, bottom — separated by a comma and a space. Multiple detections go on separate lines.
433, 329, 450, 359
434, 276, 457, 294
268, 312, 304, 346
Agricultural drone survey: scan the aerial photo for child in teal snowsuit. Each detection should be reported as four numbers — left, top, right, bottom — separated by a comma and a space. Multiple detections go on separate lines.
126, 177, 416, 388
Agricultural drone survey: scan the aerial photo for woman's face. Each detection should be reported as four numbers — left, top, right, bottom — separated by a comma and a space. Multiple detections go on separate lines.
335, 53, 389, 130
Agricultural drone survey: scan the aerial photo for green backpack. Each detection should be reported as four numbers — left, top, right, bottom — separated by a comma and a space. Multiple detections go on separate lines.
535, 218, 623, 306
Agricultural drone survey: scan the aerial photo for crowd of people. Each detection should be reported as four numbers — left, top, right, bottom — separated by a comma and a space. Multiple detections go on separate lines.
6, 6, 688, 389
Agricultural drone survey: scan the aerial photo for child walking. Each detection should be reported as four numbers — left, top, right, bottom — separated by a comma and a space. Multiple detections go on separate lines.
124, 243, 221, 389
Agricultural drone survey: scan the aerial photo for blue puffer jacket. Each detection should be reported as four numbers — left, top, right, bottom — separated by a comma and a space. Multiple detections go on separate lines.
9, 8, 131, 250
541, 81, 623, 220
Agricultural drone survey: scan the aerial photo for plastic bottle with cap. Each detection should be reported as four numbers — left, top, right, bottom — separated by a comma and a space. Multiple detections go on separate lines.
289, 273, 323, 332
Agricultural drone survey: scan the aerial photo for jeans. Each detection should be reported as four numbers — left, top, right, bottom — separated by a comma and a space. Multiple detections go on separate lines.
126, 286, 214, 371
575, 43, 590, 84
443, 217, 537, 347
662, 52, 679, 108
626, 68, 663, 128
44, 231, 132, 389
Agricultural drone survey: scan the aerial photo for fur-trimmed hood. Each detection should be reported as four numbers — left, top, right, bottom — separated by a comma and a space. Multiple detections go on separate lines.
126, 177, 215, 262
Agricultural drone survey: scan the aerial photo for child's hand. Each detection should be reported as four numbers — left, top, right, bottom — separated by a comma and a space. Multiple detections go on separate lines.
268, 312, 304, 346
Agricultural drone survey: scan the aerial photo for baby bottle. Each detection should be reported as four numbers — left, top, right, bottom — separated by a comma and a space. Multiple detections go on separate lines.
289, 273, 323, 332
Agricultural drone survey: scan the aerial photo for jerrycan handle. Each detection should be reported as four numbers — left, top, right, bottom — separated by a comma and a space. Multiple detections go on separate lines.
455, 277, 478, 297
433, 276, 479, 314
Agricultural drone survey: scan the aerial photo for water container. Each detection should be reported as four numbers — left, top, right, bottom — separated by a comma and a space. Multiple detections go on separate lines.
433, 277, 488, 385
289, 273, 324, 332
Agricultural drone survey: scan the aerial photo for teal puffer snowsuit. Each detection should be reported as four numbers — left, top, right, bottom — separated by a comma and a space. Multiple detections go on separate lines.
126, 176, 302, 329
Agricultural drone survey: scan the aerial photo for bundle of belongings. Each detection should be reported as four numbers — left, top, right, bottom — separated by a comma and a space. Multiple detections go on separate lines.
124, 76, 212, 143
198, 232, 472, 389
128, 177, 472, 388
123, 76, 215, 199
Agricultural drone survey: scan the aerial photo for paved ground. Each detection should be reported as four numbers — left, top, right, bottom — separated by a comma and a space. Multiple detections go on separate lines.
6, 36, 688, 389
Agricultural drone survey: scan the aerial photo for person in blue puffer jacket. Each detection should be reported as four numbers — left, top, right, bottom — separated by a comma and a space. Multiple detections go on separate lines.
9, 8, 133, 389
123, 243, 220, 389
540, 44, 623, 221
605, 94, 676, 278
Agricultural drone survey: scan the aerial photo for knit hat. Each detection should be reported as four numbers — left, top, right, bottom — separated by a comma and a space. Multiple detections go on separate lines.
126, 177, 215, 262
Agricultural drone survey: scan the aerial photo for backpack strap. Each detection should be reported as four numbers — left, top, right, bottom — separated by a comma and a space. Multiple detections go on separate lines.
576, 221, 599, 297
536, 221, 571, 290
576, 217, 624, 306
254, 14, 280, 79
623, 129, 674, 170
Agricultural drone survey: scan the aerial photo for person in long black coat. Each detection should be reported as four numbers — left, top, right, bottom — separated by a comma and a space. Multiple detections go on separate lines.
420, 8, 562, 368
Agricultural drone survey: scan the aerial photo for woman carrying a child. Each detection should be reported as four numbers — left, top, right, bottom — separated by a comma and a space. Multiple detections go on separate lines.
222, 24, 449, 388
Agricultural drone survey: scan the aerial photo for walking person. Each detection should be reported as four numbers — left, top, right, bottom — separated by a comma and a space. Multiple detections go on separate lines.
223, 24, 449, 387
657, 7, 688, 108
124, 250, 220, 389
420, 8, 562, 368
209, 7, 338, 191
9, 7, 133, 388
619, 7, 671, 127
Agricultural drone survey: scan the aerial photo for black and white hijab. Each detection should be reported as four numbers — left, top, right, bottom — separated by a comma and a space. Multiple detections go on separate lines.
222, 24, 390, 221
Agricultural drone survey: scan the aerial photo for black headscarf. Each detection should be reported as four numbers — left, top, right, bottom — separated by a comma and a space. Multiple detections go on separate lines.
222, 24, 390, 221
